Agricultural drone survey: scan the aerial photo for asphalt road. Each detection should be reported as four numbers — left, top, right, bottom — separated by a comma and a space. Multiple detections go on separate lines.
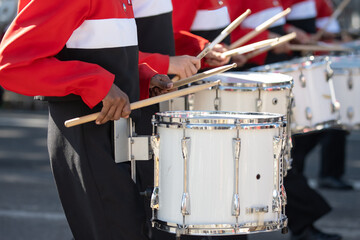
0, 109, 359, 240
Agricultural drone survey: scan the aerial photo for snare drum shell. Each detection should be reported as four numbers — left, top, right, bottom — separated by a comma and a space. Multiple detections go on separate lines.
286, 64, 336, 131
251, 57, 339, 132
332, 71, 360, 129
154, 112, 285, 226
191, 72, 292, 116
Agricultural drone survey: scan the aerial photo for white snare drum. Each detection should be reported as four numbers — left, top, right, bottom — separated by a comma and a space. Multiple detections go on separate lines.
151, 111, 288, 236
330, 55, 360, 129
252, 56, 340, 133
191, 72, 293, 116
190, 72, 293, 173
342, 40, 360, 54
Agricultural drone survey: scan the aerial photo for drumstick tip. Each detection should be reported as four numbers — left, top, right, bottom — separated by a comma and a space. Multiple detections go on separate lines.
64, 118, 80, 128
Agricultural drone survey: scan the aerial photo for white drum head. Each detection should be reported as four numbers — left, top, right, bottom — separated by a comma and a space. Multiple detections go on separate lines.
251, 56, 328, 73
154, 111, 286, 129
201, 72, 293, 90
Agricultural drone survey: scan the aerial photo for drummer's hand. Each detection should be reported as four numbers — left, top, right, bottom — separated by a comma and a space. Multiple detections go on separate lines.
149, 74, 174, 97
273, 42, 291, 54
231, 54, 247, 67
96, 84, 131, 124
286, 25, 313, 44
168, 55, 201, 79
205, 44, 231, 67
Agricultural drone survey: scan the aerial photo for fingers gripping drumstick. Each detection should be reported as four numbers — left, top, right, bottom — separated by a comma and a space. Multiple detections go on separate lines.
195, 9, 251, 59
171, 63, 237, 89
64, 81, 221, 128
171, 9, 251, 82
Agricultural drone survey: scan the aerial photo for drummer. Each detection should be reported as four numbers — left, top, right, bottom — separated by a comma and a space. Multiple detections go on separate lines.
227, 0, 292, 68
228, 1, 343, 240
314, 0, 341, 41
314, 0, 354, 191
171, 0, 237, 69
0, 0, 176, 239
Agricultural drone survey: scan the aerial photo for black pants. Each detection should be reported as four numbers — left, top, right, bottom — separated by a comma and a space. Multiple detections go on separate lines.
0, 86, 4, 106
48, 101, 149, 240
285, 132, 331, 234
320, 129, 348, 179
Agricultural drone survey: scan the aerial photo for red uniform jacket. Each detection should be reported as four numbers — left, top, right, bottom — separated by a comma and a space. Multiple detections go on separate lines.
315, 0, 340, 33
172, 0, 230, 68
228, 0, 286, 65
0, 0, 156, 107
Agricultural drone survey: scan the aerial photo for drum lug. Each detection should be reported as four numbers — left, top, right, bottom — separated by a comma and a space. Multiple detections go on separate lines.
272, 189, 281, 212
347, 106, 354, 120
299, 72, 306, 88
331, 101, 341, 113
214, 97, 221, 111
273, 136, 282, 162
325, 63, 334, 81
151, 187, 160, 210
256, 98, 263, 111
348, 70, 353, 90
232, 194, 240, 217
305, 107, 313, 120
232, 138, 241, 217
281, 185, 287, 205
151, 134, 161, 208
214, 86, 221, 110
181, 137, 191, 216
181, 193, 191, 215
273, 136, 283, 213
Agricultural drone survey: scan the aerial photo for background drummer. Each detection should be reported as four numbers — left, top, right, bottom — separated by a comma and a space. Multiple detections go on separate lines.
227, 1, 343, 240
171, 0, 238, 69
228, 0, 292, 68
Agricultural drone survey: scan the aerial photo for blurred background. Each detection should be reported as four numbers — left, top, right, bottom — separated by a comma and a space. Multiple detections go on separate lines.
0, 0, 359, 239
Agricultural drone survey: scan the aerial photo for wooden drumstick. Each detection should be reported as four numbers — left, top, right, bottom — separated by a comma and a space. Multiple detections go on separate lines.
196, 9, 251, 59
288, 44, 351, 52
222, 38, 279, 58
64, 80, 221, 128
246, 32, 297, 59
171, 63, 236, 89
229, 8, 291, 50
171, 9, 251, 82
313, 0, 351, 42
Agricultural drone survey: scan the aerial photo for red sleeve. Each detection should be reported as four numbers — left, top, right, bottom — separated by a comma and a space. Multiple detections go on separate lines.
138, 63, 157, 100
0, 0, 114, 109
138, 51, 169, 75
174, 30, 212, 68
315, 0, 333, 18
174, 31, 209, 56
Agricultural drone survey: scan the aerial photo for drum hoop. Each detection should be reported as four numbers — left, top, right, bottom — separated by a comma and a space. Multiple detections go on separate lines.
200, 72, 293, 89
154, 111, 286, 129
251, 56, 328, 73
156, 122, 286, 130
215, 83, 293, 92
152, 217, 288, 235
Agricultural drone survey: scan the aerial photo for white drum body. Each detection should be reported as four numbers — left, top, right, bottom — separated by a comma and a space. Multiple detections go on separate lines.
252, 57, 340, 133
331, 56, 360, 129
190, 72, 293, 173
151, 111, 288, 236
191, 72, 293, 117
